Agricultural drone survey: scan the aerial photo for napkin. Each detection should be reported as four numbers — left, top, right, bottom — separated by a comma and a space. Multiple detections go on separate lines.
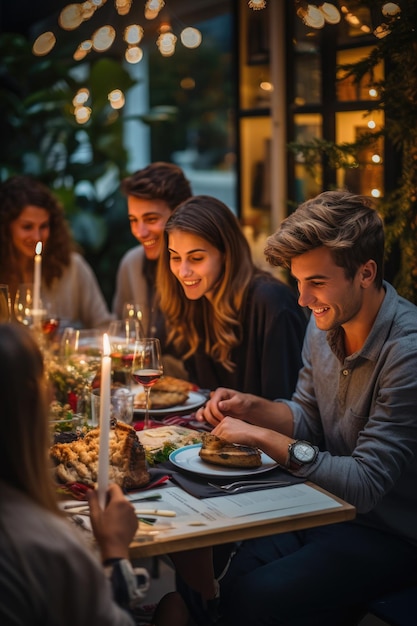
158, 462, 305, 498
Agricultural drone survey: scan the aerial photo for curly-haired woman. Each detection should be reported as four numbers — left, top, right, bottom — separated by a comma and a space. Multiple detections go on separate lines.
0, 175, 113, 329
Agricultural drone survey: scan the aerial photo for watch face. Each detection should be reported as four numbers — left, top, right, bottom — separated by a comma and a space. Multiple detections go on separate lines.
293, 442, 316, 463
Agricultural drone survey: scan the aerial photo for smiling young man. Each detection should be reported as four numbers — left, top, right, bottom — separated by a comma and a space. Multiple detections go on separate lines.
112, 162, 192, 337
193, 190, 417, 626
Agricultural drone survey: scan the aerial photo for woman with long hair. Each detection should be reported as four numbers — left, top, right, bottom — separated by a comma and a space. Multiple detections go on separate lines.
0, 175, 113, 329
157, 195, 307, 399
0, 323, 146, 625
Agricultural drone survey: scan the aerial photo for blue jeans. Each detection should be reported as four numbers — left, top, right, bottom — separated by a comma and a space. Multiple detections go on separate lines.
217, 522, 417, 626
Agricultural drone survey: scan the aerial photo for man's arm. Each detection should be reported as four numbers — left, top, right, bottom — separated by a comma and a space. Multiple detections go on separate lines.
196, 387, 294, 436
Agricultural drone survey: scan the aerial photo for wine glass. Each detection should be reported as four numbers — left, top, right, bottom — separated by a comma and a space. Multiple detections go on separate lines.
60, 328, 102, 379
122, 302, 144, 324
0, 284, 11, 322
108, 319, 143, 386
14, 283, 43, 326
131, 338, 163, 430
59, 328, 102, 417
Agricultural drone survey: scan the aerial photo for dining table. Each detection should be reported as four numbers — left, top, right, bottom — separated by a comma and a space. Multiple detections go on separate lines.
132, 411, 355, 558
126, 480, 356, 559
61, 411, 356, 560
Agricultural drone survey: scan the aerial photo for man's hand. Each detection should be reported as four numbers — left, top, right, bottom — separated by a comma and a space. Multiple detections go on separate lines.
195, 387, 254, 427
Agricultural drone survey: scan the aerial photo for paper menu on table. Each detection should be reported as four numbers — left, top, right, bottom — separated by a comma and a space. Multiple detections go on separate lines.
132, 483, 342, 522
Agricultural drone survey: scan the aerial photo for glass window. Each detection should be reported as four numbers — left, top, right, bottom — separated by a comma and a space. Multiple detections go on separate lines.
293, 113, 323, 203
337, 46, 384, 102
336, 110, 384, 198
147, 10, 237, 211
293, 20, 321, 106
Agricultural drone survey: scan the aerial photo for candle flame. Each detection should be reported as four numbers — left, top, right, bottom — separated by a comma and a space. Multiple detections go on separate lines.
103, 333, 111, 356
35, 241, 43, 255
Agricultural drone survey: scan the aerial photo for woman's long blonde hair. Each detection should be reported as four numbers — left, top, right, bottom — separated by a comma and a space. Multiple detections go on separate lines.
157, 195, 256, 372
0, 323, 60, 514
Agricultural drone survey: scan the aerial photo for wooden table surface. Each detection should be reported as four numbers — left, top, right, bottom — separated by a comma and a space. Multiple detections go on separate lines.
128, 481, 356, 559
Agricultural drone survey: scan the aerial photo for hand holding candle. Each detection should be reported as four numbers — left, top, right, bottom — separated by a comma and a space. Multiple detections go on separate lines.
97, 333, 111, 509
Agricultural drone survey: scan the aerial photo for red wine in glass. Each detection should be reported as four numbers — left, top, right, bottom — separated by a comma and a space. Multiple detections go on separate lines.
132, 338, 163, 430
42, 317, 60, 338
132, 368, 162, 387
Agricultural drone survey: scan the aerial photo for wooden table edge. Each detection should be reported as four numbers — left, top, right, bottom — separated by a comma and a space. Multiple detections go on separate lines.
129, 482, 356, 558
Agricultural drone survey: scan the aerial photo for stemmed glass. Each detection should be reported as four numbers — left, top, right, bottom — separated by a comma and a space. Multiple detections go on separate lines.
14, 284, 60, 353
122, 302, 144, 324
0, 284, 11, 322
14, 283, 42, 327
131, 338, 163, 430
59, 328, 102, 415
108, 319, 143, 387
60, 328, 102, 380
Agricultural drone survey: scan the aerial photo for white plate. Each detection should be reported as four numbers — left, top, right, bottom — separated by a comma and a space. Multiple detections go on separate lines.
169, 443, 278, 477
133, 390, 207, 417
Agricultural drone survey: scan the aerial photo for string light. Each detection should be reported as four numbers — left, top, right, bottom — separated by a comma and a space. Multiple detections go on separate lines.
295, 2, 340, 28
248, 0, 266, 9
32, 0, 202, 62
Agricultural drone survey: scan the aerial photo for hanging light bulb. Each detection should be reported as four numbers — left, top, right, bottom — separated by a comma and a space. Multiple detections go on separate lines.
125, 45, 144, 63
124, 24, 144, 45
304, 5, 325, 28
73, 39, 93, 61
320, 3, 341, 24
91, 25, 116, 51
248, 0, 267, 9
59, 4, 85, 30
75, 105, 92, 124
145, 0, 164, 19
115, 0, 132, 16
108, 89, 125, 109
32, 32, 56, 56
180, 27, 202, 49
157, 31, 177, 56
381, 3, 401, 17
80, 1, 96, 20
72, 88, 90, 107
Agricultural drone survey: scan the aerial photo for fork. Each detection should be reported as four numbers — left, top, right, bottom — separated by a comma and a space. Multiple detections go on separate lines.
207, 479, 290, 492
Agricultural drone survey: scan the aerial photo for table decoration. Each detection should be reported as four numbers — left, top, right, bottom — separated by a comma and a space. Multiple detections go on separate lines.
49, 400, 84, 435
97, 333, 111, 509
32, 241, 43, 327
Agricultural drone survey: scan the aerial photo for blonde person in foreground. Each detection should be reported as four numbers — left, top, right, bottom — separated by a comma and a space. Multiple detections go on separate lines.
0, 323, 149, 626
183, 190, 417, 626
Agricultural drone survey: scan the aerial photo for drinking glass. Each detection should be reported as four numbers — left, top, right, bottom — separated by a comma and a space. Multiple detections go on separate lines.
108, 319, 143, 386
122, 302, 144, 324
59, 328, 102, 417
131, 338, 163, 430
0, 284, 11, 322
14, 283, 38, 326
60, 328, 102, 380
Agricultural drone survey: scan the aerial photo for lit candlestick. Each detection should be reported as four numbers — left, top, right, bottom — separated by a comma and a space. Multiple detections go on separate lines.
33, 241, 42, 317
97, 333, 111, 509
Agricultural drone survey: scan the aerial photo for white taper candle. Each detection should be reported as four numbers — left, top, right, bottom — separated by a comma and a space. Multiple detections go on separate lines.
97, 333, 111, 509
33, 241, 42, 315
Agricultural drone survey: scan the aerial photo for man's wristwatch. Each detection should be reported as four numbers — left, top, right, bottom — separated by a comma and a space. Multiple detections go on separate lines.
287, 440, 318, 469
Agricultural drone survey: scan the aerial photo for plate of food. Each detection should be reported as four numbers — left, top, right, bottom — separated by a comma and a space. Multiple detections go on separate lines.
50, 421, 150, 490
169, 434, 278, 478
133, 376, 207, 416
137, 425, 204, 465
